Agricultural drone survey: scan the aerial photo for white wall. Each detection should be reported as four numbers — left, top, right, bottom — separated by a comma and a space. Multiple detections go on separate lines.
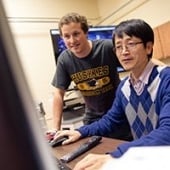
97, 0, 170, 27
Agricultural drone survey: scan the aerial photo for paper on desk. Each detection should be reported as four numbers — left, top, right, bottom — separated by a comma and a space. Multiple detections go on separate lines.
101, 146, 170, 170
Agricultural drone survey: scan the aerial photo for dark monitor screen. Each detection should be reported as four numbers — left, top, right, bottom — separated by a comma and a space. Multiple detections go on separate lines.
50, 26, 124, 72
0, 1, 59, 169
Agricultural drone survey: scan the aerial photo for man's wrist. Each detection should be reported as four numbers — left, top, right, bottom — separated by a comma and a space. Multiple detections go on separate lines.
45, 129, 57, 142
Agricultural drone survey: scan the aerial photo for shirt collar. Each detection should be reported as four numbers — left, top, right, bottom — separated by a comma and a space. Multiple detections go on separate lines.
129, 60, 156, 85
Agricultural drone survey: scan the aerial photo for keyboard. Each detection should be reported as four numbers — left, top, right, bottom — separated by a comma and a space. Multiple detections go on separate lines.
55, 157, 71, 170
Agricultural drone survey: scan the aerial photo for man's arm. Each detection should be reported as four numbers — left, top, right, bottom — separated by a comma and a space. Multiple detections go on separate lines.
52, 88, 65, 130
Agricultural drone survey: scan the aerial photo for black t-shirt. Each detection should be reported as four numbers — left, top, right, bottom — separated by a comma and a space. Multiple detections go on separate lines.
52, 39, 120, 112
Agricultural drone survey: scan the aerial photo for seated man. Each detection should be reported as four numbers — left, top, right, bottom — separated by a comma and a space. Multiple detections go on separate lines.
54, 19, 170, 170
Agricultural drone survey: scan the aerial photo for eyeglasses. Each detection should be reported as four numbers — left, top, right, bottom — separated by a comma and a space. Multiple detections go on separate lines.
115, 41, 143, 54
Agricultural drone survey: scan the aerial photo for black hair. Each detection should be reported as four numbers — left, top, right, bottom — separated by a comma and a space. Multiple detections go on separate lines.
112, 19, 154, 58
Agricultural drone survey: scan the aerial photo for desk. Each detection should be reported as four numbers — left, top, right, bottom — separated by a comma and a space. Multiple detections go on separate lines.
52, 137, 125, 169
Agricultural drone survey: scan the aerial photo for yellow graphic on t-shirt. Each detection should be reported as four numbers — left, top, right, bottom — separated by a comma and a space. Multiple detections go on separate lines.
81, 84, 113, 96
77, 76, 110, 90
71, 66, 109, 83
71, 65, 114, 96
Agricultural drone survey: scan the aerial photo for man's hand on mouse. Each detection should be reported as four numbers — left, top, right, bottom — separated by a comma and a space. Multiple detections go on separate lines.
54, 130, 82, 145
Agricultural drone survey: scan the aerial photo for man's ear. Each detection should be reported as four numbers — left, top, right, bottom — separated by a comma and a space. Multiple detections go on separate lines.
146, 41, 153, 55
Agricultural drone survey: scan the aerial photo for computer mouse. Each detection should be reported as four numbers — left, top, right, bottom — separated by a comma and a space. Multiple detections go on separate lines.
49, 136, 68, 147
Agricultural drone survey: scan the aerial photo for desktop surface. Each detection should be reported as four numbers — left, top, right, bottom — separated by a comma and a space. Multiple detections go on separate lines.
52, 137, 125, 169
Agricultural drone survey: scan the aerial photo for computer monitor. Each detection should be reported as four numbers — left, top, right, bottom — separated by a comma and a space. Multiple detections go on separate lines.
0, 1, 58, 170
50, 26, 124, 72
